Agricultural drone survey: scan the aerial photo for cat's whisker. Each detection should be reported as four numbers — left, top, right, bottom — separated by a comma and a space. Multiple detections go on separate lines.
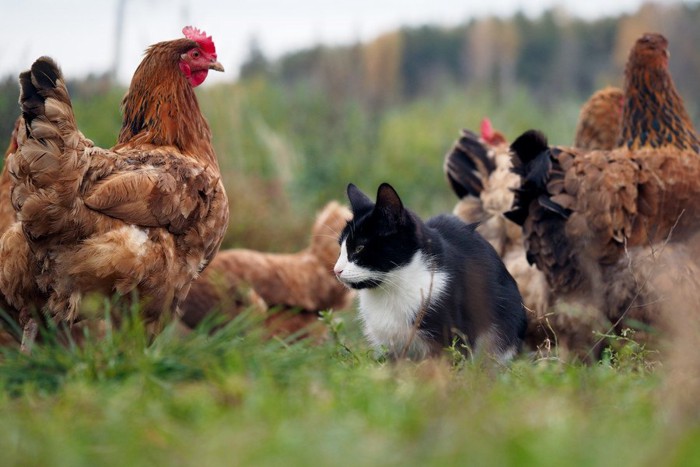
320, 221, 345, 236
313, 234, 343, 241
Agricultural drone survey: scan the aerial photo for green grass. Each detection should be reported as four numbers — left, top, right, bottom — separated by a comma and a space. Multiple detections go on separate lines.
0, 310, 696, 467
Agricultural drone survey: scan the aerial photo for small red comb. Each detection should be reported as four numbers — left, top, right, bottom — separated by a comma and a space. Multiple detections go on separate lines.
480, 118, 494, 140
182, 26, 216, 56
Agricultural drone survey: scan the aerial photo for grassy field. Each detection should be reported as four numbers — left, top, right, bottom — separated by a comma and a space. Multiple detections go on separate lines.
0, 311, 697, 466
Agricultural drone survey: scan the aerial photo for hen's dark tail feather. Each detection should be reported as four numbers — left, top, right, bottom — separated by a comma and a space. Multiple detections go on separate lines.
19, 56, 79, 150
505, 130, 585, 293
444, 129, 496, 199
504, 130, 563, 226
20, 57, 62, 125
509, 130, 549, 175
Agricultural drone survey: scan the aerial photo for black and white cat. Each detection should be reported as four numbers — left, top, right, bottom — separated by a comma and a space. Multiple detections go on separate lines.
334, 183, 527, 361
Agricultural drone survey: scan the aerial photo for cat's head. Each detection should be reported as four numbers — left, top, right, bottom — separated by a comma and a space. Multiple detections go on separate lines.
333, 183, 419, 289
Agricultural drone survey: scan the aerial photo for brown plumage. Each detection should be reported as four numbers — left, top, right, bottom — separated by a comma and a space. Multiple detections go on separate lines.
0, 118, 22, 345
573, 86, 624, 151
0, 28, 228, 343
507, 33, 700, 335
180, 201, 354, 339
602, 232, 700, 338
508, 138, 700, 294
620, 34, 699, 153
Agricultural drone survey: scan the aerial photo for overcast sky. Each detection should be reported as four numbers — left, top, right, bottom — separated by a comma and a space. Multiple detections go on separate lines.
0, 0, 691, 84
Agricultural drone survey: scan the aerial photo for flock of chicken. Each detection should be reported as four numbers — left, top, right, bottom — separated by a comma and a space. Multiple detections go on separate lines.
0, 28, 696, 360
445, 33, 700, 359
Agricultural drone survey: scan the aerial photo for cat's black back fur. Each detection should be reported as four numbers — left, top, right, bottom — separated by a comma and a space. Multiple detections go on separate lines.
335, 183, 527, 360
420, 214, 526, 353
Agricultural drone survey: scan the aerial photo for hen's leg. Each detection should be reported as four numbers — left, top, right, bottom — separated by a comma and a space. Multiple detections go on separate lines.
20, 315, 37, 354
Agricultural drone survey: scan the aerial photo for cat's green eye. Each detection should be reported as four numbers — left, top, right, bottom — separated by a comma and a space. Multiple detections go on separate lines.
354, 245, 364, 254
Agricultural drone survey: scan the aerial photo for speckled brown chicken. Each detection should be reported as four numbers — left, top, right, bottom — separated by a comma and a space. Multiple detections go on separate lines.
620, 35, 699, 153
180, 201, 354, 340
507, 33, 700, 335
0, 27, 229, 347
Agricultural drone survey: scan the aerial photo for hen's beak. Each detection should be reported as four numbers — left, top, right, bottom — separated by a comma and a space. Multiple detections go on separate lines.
209, 60, 225, 72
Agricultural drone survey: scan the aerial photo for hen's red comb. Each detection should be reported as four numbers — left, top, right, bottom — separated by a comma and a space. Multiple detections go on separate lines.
480, 117, 507, 145
480, 118, 494, 141
182, 26, 216, 56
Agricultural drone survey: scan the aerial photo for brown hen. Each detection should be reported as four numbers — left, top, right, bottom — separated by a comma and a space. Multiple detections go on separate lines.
573, 86, 624, 151
0, 27, 229, 346
507, 33, 700, 337
180, 201, 354, 340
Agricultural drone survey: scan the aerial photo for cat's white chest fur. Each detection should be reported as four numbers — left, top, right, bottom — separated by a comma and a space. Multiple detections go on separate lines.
335, 241, 448, 358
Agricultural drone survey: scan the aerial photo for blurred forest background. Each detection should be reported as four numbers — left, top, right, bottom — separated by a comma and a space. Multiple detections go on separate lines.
1, 2, 699, 252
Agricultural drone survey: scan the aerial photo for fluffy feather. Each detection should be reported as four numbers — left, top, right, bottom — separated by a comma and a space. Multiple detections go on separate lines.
0, 28, 228, 342
573, 86, 624, 151
180, 202, 354, 340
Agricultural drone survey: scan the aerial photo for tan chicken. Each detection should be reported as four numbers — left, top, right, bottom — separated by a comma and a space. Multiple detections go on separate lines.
573, 86, 624, 151
506, 33, 700, 339
0, 27, 229, 348
180, 201, 354, 340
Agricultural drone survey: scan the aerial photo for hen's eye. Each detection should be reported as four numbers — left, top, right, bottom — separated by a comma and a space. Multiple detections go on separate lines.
192, 51, 200, 58
354, 245, 364, 254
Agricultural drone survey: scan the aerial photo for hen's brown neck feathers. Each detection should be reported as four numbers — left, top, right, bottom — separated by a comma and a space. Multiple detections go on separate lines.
620, 37, 699, 153
116, 39, 218, 167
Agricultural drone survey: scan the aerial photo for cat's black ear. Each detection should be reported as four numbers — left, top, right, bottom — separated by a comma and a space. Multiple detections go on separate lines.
375, 183, 406, 230
347, 183, 375, 217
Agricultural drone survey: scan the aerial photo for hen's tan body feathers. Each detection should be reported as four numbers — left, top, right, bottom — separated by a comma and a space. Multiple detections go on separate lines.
181, 202, 354, 338
573, 86, 624, 151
